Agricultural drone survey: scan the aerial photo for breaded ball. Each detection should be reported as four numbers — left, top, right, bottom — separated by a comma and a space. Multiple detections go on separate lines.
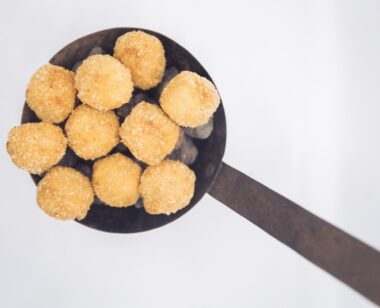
92, 153, 142, 207
75, 55, 133, 111
37, 166, 94, 220
119, 102, 179, 165
114, 31, 166, 90
160, 71, 220, 127
7, 123, 67, 174
26, 64, 76, 123
139, 160, 196, 215
65, 104, 119, 160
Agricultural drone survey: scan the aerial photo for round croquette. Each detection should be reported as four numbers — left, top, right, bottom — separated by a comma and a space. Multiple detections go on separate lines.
7, 122, 67, 174
37, 166, 94, 220
26, 64, 76, 123
160, 71, 220, 127
65, 104, 119, 160
75, 55, 133, 111
119, 102, 179, 165
92, 153, 142, 207
139, 160, 196, 215
114, 31, 166, 90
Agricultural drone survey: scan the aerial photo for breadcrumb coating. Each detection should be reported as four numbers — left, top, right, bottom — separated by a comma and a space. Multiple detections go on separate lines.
37, 166, 94, 220
119, 102, 179, 165
7, 123, 67, 174
65, 104, 119, 160
75, 55, 133, 111
160, 71, 220, 127
26, 64, 76, 123
139, 160, 196, 215
92, 153, 142, 207
114, 31, 166, 90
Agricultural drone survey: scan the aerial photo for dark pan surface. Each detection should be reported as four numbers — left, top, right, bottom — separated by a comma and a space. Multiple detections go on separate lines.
21, 28, 227, 233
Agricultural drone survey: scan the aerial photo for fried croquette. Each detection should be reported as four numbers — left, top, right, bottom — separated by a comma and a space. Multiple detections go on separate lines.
37, 166, 94, 220
119, 102, 179, 165
160, 71, 220, 127
7, 123, 67, 174
75, 55, 133, 111
65, 104, 119, 160
114, 31, 166, 90
92, 153, 142, 207
139, 160, 196, 215
26, 64, 76, 123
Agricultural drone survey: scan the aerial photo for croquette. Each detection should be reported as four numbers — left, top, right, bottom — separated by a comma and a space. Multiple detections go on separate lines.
160, 71, 220, 127
26, 64, 76, 123
65, 104, 119, 160
75, 55, 133, 111
139, 160, 196, 215
114, 31, 166, 90
92, 153, 142, 207
119, 102, 179, 165
37, 166, 94, 220
7, 122, 67, 174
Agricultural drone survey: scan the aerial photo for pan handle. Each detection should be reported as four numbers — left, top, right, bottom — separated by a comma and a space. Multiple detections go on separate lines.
208, 162, 380, 305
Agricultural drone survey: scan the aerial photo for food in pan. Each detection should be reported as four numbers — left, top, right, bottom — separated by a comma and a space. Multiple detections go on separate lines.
139, 160, 196, 215
114, 31, 166, 90
7, 122, 67, 174
92, 153, 142, 207
160, 71, 220, 127
8, 30, 227, 222
37, 166, 94, 220
65, 104, 119, 160
119, 102, 179, 165
75, 54, 133, 111
26, 64, 76, 123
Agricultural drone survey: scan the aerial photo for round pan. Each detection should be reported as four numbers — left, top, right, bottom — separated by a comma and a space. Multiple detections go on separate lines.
22, 28, 227, 234
21, 28, 380, 305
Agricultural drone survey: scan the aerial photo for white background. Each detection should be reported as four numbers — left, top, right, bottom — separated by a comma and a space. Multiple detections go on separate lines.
1, 0, 379, 307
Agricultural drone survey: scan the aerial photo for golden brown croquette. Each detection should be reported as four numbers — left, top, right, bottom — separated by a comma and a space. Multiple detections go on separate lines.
114, 31, 166, 90
37, 166, 94, 220
7, 123, 67, 174
26, 64, 76, 123
160, 71, 220, 127
119, 102, 179, 165
75, 55, 133, 111
65, 104, 119, 160
139, 160, 196, 215
92, 153, 142, 207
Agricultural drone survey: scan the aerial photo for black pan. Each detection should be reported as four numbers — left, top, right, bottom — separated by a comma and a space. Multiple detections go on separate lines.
21, 28, 380, 305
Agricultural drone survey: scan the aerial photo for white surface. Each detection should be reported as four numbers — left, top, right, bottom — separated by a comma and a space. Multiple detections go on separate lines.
1, 0, 379, 307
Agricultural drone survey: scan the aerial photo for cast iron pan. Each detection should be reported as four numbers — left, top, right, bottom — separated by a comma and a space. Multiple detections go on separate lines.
21, 28, 380, 305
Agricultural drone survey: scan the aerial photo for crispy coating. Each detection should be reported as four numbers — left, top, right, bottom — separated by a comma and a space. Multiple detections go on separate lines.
7, 123, 67, 174
92, 153, 142, 207
37, 166, 94, 220
75, 55, 133, 111
114, 31, 166, 90
160, 71, 220, 127
26, 64, 76, 123
139, 160, 196, 215
119, 102, 179, 165
65, 104, 119, 160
